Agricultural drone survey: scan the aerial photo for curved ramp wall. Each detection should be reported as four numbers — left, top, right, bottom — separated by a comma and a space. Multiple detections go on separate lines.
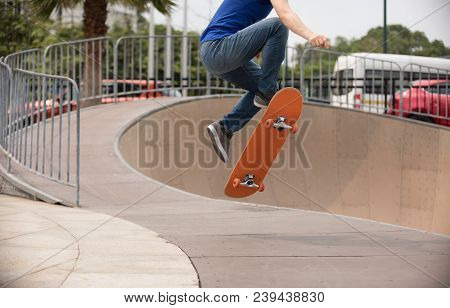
119, 97, 450, 236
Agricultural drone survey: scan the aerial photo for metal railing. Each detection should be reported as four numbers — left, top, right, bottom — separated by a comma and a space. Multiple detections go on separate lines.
4, 48, 42, 71
300, 48, 403, 113
113, 35, 242, 100
281, 46, 301, 89
0, 58, 80, 205
399, 63, 449, 125
43, 37, 112, 104
0, 58, 13, 172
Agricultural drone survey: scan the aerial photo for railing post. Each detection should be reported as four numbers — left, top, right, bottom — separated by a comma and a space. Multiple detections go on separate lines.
7, 65, 12, 172
148, 4, 155, 86
165, 16, 172, 88
0, 58, 13, 172
300, 49, 306, 95
206, 71, 211, 95
113, 39, 119, 103
73, 81, 81, 206
181, 0, 188, 96
282, 48, 288, 88
181, 36, 188, 96
399, 66, 404, 118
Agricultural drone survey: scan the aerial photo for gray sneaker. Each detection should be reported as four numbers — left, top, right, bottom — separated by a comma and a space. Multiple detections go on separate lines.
207, 120, 233, 163
254, 84, 281, 108
254, 94, 271, 108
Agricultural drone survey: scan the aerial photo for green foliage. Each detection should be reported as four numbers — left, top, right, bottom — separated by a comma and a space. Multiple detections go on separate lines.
28, 0, 175, 19
26, 0, 175, 39
331, 24, 450, 57
35, 22, 84, 47
0, 0, 175, 56
0, 13, 84, 57
110, 0, 176, 14
0, 1, 84, 57
0, 5, 33, 56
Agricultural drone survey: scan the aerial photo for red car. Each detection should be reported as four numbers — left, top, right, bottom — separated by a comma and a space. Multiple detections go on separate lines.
18, 85, 77, 126
388, 80, 449, 127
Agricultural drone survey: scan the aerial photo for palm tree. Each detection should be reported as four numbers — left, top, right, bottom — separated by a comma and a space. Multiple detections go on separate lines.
28, 0, 175, 106
29, 0, 175, 38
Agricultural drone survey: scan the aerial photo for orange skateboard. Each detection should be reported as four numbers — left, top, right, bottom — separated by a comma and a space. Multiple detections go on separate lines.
224, 87, 303, 198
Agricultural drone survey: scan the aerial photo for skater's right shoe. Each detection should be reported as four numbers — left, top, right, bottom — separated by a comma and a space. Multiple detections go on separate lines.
207, 120, 233, 163
254, 83, 282, 108
254, 94, 271, 109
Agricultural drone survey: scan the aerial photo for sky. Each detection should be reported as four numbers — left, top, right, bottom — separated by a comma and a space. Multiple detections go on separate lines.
146, 0, 450, 47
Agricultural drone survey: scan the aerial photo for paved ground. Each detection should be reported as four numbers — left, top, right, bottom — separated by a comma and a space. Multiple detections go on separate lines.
1, 98, 449, 287
0, 195, 198, 287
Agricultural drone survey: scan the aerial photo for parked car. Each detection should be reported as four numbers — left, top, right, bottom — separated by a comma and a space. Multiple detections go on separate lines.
388, 79, 449, 127
101, 80, 182, 103
29, 98, 76, 123
14, 85, 76, 128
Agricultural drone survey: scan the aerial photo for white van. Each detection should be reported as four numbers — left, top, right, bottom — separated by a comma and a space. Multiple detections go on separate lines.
330, 53, 450, 113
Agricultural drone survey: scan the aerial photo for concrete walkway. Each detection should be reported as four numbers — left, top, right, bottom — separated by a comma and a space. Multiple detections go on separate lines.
0, 195, 198, 287
1, 98, 449, 287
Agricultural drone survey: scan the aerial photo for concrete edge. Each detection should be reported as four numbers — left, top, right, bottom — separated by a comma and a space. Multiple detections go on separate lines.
0, 151, 65, 206
0, 195, 199, 288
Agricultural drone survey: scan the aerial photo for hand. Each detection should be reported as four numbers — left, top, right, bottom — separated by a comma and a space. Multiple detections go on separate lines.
308, 35, 330, 48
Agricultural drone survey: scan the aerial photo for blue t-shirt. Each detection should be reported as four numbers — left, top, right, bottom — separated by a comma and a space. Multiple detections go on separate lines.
200, 0, 273, 43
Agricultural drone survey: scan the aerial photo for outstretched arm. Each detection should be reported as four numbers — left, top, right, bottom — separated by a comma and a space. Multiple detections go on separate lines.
270, 0, 330, 48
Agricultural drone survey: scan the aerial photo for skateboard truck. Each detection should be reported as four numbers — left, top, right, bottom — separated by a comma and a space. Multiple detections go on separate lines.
265, 116, 299, 133
233, 174, 265, 192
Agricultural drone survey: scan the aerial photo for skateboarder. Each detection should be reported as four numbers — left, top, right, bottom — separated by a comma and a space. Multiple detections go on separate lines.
201, 0, 329, 162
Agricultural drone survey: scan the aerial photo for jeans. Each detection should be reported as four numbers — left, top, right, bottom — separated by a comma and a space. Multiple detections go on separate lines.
200, 17, 289, 133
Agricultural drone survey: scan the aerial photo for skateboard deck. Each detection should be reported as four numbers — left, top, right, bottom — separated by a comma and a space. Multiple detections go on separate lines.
224, 87, 303, 198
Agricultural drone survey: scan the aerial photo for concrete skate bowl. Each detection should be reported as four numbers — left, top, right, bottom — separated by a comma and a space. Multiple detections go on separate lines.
118, 97, 450, 236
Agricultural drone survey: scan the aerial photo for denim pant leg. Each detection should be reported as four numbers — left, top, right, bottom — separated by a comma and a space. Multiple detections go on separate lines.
203, 17, 289, 96
200, 17, 289, 132
217, 62, 262, 133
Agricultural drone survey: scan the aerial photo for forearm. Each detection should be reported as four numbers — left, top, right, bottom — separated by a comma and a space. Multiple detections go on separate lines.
279, 11, 316, 41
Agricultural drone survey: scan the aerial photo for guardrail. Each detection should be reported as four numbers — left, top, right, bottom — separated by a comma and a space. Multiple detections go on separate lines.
281, 46, 301, 89
42, 37, 112, 105
0, 58, 13, 172
113, 35, 244, 100
4, 49, 42, 72
6, 37, 445, 128
300, 48, 403, 113
398, 63, 449, 126
0, 58, 80, 205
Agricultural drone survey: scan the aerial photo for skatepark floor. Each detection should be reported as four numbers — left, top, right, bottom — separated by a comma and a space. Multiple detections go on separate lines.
1, 97, 449, 287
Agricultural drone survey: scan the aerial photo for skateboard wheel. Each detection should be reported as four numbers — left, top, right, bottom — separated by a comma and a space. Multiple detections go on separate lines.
258, 183, 265, 192
233, 178, 241, 188
291, 123, 299, 134
265, 119, 274, 128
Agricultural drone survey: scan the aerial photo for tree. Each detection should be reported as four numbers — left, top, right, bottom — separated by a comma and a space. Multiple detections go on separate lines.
28, 0, 175, 38
0, 3, 33, 56
0, 2, 84, 57
330, 25, 450, 57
